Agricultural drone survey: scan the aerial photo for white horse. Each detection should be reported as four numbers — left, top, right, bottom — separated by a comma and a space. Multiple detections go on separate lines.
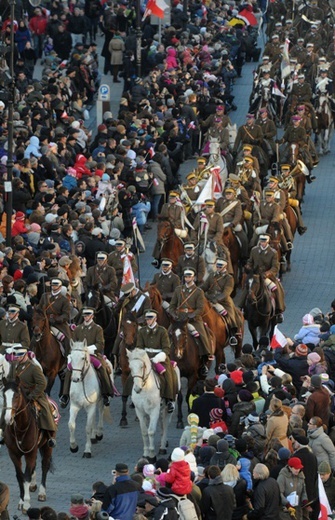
68, 340, 113, 458
126, 348, 171, 461
316, 95, 334, 155
0, 353, 10, 439
208, 137, 228, 187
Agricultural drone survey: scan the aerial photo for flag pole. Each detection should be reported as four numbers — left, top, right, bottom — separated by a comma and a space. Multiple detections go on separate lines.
158, 18, 162, 44
136, 0, 142, 77
132, 219, 141, 288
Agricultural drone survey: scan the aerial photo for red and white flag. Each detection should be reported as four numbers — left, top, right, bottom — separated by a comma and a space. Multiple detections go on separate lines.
148, 146, 155, 158
318, 474, 332, 520
121, 252, 135, 288
142, 0, 168, 20
194, 175, 213, 206
270, 325, 287, 349
281, 38, 291, 80
272, 83, 286, 99
211, 166, 222, 200
132, 217, 146, 252
236, 8, 258, 26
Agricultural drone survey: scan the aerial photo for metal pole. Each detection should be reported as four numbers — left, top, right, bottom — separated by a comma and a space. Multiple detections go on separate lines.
5, 0, 15, 246
136, 0, 141, 78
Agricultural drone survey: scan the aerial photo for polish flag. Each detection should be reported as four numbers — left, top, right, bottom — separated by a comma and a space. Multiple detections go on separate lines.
211, 166, 222, 200
270, 325, 287, 349
272, 83, 286, 99
236, 8, 258, 26
148, 146, 155, 158
194, 175, 213, 206
318, 474, 332, 520
121, 253, 135, 288
142, 0, 169, 20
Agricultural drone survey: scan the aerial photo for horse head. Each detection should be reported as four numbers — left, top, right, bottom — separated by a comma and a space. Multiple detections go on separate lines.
3, 377, 24, 426
170, 320, 188, 359
247, 272, 261, 304
86, 286, 102, 310
32, 308, 48, 340
157, 219, 173, 242
126, 348, 150, 394
70, 339, 89, 383
121, 312, 138, 348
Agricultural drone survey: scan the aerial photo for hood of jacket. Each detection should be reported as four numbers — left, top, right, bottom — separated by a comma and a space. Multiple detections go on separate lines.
308, 426, 324, 439
209, 475, 223, 486
216, 439, 230, 456
222, 379, 236, 394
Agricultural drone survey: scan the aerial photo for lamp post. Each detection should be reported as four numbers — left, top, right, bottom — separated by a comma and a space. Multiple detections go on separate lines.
5, 0, 16, 246
136, 0, 142, 77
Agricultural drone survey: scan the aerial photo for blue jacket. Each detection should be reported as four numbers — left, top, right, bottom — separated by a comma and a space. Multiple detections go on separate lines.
102, 475, 141, 520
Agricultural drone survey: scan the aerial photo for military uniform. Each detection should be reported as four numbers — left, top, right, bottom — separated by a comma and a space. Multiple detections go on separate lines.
263, 41, 282, 61
256, 117, 277, 153
0, 319, 30, 354
233, 124, 264, 153
169, 284, 211, 356
37, 292, 72, 355
107, 250, 137, 291
215, 196, 249, 259
15, 359, 56, 432
253, 199, 281, 226
201, 271, 238, 328
279, 175, 307, 230
159, 203, 184, 229
201, 113, 232, 130
204, 126, 230, 150
136, 324, 176, 400
152, 272, 180, 302
176, 253, 206, 284
192, 212, 224, 247
118, 289, 151, 323
291, 82, 313, 103
86, 264, 118, 300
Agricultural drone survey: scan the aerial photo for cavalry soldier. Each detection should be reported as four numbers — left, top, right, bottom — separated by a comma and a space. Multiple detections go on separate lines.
266, 0, 287, 37
168, 267, 212, 375
6, 344, 57, 447
86, 251, 118, 305
296, 104, 319, 165
176, 242, 206, 285
152, 191, 188, 268
304, 25, 323, 54
136, 309, 177, 413
0, 303, 30, 354
215, 187, 249, 262
263, 34, 282, 61
291, 74, 313, 103
290, 39, 307, 66
151, 258, 180, 310
59, 307, 114, 408
239, 234, 285, 322
37, 278, 72, 356
242, 144, 261, 176
194, 157, 208, 178
278, 164, 308, 235
314, 68, 334, 97
201, 104, 232, 131
201, 258, 239, 339
278, 115, 315, 178
256, 108, 276, 156
233, 114, 264, 156
236, 156, 262, 196
256, 55, 273, 76
204, 117, 230, 152
302, 43, 319, 84
266, 177, 294, 248
283, 19, 298, 45
316, 57, 330, 79
108, 239, 138, 292
191, 199, 225, 256
227, 174, 252, 212
182, 172, 201, 202
304, 0, 324, 22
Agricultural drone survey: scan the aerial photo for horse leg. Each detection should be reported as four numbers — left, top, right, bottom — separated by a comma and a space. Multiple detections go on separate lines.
10, 455, 25, 510
176, 390, 184, 429
29, 468, 37, 492
45, 374, 56, 396
137, 409, 150, 458
22, 454, 36, 513
147, 407, 160, 461
120, 395, 129, 427
38, 443, 52, 501
158, 404, 169, 456
83, 403, 97, 457
95, 399, 104, 441
68, 403, 80, 453
248, 323, 259, 349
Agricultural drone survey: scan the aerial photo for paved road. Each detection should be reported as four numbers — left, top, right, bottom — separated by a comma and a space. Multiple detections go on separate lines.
2, 52, 335, 516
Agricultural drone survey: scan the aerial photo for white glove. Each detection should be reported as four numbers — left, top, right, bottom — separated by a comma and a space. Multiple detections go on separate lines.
152, 352, 167, 364
87, 345, 97, 354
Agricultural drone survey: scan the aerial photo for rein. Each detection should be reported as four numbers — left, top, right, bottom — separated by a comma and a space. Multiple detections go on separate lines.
248, 279, 272, 317
71, 349, 96, 404
4, 392, 40, 454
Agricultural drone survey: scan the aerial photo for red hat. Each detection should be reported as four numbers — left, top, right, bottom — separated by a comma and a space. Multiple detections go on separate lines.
295, 343, 308, 356
230, 370, 244, 385
288, 457, 304, 470
98, 124, 107, 132
210, 408, 223, 421
15, 212, 25, 220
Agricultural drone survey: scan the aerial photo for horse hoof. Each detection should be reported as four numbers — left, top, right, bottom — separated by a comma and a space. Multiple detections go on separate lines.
70, 446, 79, 453
91, 438, 98, 444
158, 449, 167, 455
18, 504, 23, 511
29, 484, 37, 492
83, 452, 92, 458
38, 495, 46, 502
22, 509, 28, 515
96, 434, 103, 441
176, 421, 184, 429
119, 419, 128, 428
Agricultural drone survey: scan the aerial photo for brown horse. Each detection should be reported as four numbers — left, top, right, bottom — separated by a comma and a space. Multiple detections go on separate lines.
31, 309, 66, 395
3, 378, 53, 512
223, 226, 241, 287
118, 312, 138, 427
266, 222, 287, 277
144, 282, 170, 329
157, 219, 184, 270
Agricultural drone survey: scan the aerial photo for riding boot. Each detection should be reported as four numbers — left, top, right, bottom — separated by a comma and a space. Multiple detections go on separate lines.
59, 370, 71, 408
43, 430, 57, 448
97, 366, 114, 406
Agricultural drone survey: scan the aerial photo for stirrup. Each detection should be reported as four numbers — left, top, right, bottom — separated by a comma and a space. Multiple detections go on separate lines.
59, 395, 69, 409
286, 242, 293, 250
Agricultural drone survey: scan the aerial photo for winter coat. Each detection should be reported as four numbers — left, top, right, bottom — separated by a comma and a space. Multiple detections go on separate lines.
238, 457, 253, 490
222, 379, 238, 409
277, 466, 307, 520
244, 423, 267, 456
266, 410, 289, 448
293, 446, 318, 501
274, 348, 309, 391
149, 161, 167, 195
200, 475, 236, 520
308, 426, 335, 469
74, 154, 91, 178
229, 401, 256, 437
323, 474, 335, 510
166, 48, 178, 69
247, 477, 281, 520
12, 219, 28, 237
294, 324, 321, 346
210, 440, 238, 470
15, 27, 31, 54
179, 425, 206, 448
191, 392, 225, 428
132, 200, 151, 227
163, 460, 192, 495
24, 136, 41, 159
108, 36, 125, 65
305, 387, 330, 425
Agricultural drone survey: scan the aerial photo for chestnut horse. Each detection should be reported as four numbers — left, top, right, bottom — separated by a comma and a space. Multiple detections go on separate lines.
3, 379, 53, 512
223, 226, 241, 287
31, 309, 66, 395
157, 219, 184, 270
244, 273, 276, 347
144, 282, 170, 329
118, 312, 138, 427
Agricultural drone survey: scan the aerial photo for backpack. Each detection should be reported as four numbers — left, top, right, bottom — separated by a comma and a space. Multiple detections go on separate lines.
173, 495, 199, 520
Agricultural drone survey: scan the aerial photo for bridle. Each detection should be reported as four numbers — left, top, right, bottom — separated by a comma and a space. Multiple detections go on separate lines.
131, 360, 152, 392
4, 385, 39, 453
71, 349, 90, 382
32, 312, 48, 342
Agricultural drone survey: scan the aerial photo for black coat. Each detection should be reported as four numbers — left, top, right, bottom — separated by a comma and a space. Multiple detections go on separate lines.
200, 476, 236, 520
293, 446, 318, 501
247, 477, 281, 520
191, 392, 225, 428
274, 348, 309, 392
232, 478, 249, 520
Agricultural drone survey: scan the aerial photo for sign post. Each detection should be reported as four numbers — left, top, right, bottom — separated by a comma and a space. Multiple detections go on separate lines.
96, 84, 111, 126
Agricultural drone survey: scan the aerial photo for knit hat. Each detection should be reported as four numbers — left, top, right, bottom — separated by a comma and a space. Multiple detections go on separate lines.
308, 352, 321, 364
310, 375, 322, 388
318, 461, 331, 474
171, 447, 185, 462
208, 434, 221, 447
295, 344, 308, 356
15, 211, 25, 220
187, 413, 199, 425
210, 408, 223, 421
230, 370, 244, 385
238, 389, 253, 402
224, 434, 236, 447
202, 429, 214, 441
288, 457, 304, 470
143, 464, 155, 477
303, 313, 314, 325
278, 447, 291, 460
